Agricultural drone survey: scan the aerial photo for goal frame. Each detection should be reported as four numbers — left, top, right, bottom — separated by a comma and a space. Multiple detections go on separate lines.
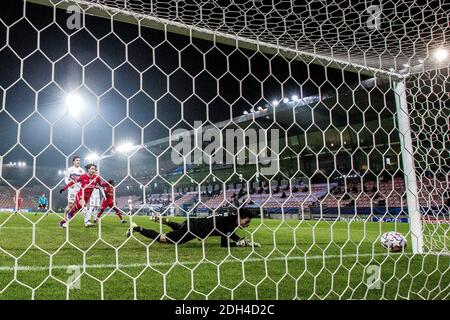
24, 0, 439, 255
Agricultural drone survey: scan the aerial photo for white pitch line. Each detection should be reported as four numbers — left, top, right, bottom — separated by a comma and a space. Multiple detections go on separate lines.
0, 252, 412, 272
0, 226, 35, 229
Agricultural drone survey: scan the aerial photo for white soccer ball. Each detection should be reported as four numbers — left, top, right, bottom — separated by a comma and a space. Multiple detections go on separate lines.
380, 231, 407, 252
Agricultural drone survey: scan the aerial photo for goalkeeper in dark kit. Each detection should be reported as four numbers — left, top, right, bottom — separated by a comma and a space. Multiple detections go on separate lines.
127, 208, 260, 248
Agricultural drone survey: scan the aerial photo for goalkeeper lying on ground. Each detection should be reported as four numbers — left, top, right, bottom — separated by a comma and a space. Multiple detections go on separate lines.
127, 208, 260, 247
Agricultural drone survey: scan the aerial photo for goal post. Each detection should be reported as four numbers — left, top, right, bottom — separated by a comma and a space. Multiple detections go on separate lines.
394, 80, 423, 254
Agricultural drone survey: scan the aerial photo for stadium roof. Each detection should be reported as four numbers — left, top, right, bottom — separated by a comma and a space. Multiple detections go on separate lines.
28, 0, 449, 77
139, 77, 391, 149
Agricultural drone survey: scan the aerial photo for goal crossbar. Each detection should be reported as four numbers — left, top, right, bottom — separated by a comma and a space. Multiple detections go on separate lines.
27, 0, 403, 80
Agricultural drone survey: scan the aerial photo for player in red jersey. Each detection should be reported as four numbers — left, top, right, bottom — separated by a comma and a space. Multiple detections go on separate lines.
94, 180, 127, 224
59, 164, 103, 228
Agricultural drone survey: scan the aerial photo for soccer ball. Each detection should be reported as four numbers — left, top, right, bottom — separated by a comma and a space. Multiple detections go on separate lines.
380, 231, 407, 252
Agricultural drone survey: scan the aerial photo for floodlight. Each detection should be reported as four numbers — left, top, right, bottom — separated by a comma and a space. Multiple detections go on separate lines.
434, 48, 449, 62
116, 143, 134, 153
86, 153, 99, 161
66, 94, 82, 117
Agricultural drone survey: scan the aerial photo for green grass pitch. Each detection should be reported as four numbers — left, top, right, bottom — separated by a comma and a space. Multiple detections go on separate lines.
0, 212, 448, 300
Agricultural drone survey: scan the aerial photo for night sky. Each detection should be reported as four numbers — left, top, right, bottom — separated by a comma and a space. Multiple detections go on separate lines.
0, 0, 379, 191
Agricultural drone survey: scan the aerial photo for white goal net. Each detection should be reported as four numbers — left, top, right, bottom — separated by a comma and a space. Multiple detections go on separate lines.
0, 0, 448, 300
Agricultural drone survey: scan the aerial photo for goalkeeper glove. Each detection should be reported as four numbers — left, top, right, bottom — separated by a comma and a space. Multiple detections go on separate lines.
59, 188, 65, 194
236, 237, 261, 248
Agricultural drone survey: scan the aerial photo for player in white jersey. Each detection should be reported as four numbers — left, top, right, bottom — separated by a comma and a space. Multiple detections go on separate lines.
65, 156, 85, 218
88, 186, 104, 222
128, 197, 133, 215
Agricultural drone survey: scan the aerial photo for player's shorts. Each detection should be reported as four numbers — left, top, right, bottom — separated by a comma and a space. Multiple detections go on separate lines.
101, 198, 114, 211
90, 192, 101, 207
75, 191, 93, 206
68, 189, 78, 203
69, 192, 92, 214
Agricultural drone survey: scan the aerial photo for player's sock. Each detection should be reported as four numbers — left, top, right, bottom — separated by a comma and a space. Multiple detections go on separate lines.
90, 206, 95, 218
112, 207, 124, 221
83, 208, 91, 225
95, 211, 103, 222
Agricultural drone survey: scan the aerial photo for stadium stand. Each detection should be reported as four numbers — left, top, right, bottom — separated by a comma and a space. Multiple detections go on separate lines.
174, 192, 197, 206
0, 187, 14, 208
116, 195, 139, 209
0, 185, 48, 209
199, 189, 239, 209
1, 174, 447, 211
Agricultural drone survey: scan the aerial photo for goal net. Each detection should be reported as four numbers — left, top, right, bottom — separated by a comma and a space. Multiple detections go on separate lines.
0, 0, 448, 300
